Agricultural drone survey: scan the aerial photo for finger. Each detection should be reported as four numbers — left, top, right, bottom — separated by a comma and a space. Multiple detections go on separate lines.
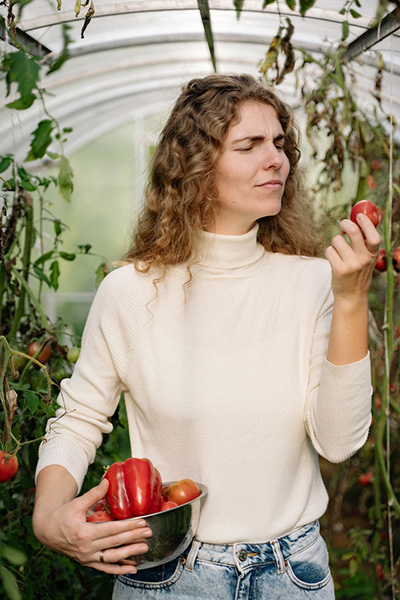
91, 541, 149, 567
76, 478, 109, 514
353, 213, 381, 253
340, 217, 380, 254
91, 522, 153, 550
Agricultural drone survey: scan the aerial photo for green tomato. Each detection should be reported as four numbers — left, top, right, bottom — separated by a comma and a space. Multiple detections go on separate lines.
67, 346, 80, 363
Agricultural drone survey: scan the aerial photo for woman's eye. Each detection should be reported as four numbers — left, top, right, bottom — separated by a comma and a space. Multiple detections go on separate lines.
238, 146, 252, 153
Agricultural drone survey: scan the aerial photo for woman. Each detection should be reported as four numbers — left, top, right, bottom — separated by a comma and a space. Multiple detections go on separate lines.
33, 74, 380, 599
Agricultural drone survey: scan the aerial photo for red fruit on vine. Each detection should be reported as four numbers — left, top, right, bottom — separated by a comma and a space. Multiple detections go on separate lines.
370, 160, 382, 171
358, 471, 373, 486
27, 341, 52, 363
375, 249, 386, 272
366, 174, 378, 190
350, 200, 380, 227
376, 564, 384, 580
0, 451, 18, 483
374, 396, 382, 410
393, 246, 400, 273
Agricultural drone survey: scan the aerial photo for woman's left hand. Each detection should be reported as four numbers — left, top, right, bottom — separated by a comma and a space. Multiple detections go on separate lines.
325, 213, 381, 304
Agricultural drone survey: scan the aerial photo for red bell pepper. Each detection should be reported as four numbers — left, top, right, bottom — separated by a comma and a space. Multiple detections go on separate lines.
105, 457, 162, 520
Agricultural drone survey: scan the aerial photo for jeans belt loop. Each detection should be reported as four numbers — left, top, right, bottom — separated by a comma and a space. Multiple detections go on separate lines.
185, 539, 201, 572
271, 539, 286, 574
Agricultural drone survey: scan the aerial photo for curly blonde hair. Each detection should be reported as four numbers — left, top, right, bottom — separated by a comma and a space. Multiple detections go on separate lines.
125, 73, 321, 275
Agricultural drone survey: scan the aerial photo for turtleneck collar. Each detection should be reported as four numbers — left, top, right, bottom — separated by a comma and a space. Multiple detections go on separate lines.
196, 224, 265, 270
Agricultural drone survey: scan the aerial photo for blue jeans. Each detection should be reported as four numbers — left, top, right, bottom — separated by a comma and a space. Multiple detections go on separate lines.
112, 520, 335, 599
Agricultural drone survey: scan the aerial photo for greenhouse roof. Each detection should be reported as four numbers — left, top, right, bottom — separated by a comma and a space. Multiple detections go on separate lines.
1, 0, 399, 157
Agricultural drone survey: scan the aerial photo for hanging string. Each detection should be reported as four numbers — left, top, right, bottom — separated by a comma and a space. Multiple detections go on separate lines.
385, 30, 395, 600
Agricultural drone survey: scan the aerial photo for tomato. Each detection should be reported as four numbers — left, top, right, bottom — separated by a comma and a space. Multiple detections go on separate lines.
86, 510, 114, 522
27, 340, 52, 364
67, 346, 80, 363
350, 200, 380, 227
393, 246, 400, 273
161, 484, 170, 500
166, 479, 201, 505
0, 451, 18, 483
375, 249, 387, 272
366, 174, 377, 190
160, 500, 179, 511
358, 471, 373, 486
370, 159, 382, 171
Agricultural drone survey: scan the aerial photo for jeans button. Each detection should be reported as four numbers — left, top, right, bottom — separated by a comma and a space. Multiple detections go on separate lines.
238, 549, 247, 562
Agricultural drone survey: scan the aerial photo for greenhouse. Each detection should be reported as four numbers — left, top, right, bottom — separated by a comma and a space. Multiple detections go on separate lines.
0, 1, 399, 599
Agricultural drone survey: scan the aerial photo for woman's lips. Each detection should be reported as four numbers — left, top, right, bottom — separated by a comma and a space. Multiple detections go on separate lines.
256, 180, 283, 191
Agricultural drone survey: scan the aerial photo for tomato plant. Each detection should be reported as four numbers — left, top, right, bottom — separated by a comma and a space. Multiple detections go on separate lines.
350, 200, 380, 227
166, 479, 201, 505
27, 340, 52, 364
0, 451, 18, 483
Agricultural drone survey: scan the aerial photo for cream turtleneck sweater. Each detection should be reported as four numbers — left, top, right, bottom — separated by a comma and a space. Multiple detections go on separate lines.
36, 225, 372, 543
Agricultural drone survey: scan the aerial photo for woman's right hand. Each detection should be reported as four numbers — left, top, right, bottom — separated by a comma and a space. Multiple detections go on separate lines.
33, 476, 153, 574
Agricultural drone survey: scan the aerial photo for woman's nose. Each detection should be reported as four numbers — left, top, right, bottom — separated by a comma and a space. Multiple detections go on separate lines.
262, 145, 284, 170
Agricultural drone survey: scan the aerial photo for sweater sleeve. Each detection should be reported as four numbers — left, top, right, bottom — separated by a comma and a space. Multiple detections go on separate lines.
304, 287, 373, 463
35, 271, 131, 492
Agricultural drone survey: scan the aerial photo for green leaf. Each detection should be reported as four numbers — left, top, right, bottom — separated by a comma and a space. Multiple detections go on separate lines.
49, 260, 60, 290
339, 7, 346, 14
19, 179, 36, 192
299, 0, 317, 16
285, 0, 296, 9
58, 155, 73, 201
262, 0, 276, 7
0, 546, 26, 566
0, 566, 22, 600
342, 20, 349, 40
54, 220, 62, 236
25, 119, 55, 161
0, 156, 13, 173
5, 51, 40, 110
34, 251, 54, 267
233, 0, 245, 18
350, 8, 361, 18
26, 391, 40, 414
77, 243, 92, 254
33, 265, 51, 287
59, 251, 76, 261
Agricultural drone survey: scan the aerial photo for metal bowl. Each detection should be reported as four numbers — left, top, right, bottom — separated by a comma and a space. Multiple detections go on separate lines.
127, 481, 207, 570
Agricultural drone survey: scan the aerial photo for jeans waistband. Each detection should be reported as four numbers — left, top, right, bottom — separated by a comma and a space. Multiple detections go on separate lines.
185, 521, 320, 572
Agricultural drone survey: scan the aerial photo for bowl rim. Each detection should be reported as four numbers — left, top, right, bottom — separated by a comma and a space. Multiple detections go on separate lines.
129, 481, 208, 520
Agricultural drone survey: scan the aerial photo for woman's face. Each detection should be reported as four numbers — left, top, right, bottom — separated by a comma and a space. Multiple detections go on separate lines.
209, 101, 290, 235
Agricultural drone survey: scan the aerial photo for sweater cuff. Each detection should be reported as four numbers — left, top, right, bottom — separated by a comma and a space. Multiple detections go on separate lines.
324, 351, 370, 370
35, 437, 90, 493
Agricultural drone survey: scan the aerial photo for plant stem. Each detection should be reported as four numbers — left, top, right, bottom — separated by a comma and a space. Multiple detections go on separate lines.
8, 201, 33, 339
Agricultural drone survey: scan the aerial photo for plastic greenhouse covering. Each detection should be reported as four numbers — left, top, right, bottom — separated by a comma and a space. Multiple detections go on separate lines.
0, 0, 399, 159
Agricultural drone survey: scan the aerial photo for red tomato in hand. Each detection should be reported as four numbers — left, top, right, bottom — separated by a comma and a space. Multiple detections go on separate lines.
350, 200, 380, 227
0, 451, 18, 483
86, 510, 114, 522
27, 341, 52, 363
166, 479, 201, 505
375, 249, 387, 272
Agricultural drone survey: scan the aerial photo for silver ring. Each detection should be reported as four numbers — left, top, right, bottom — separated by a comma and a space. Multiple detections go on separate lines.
99, 550, 105, 563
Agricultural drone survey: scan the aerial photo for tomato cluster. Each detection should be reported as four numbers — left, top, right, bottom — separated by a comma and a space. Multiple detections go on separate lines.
86, 457, 201, 522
